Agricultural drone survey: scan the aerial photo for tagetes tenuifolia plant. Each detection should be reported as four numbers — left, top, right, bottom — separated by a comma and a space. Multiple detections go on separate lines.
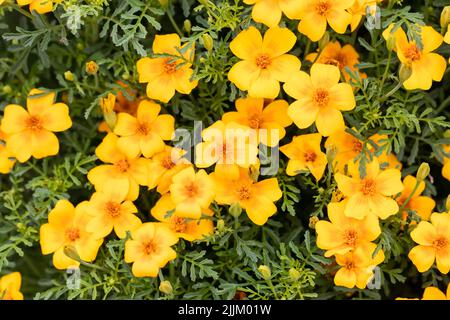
0, 0, 449, 301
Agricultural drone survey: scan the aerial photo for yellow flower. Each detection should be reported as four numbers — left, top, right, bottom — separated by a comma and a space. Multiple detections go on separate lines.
85, 60, 99, 75
422, 283, 450, 300
87, 133, 151, 201
0, 127, 15, 174
284, 63, 356, 136
0, 272, 23, 300
147, 145, 191, 194
17, 0, 54, 14
396, 175, 435, 221
445, 29, 450, 44
211, 168, 282, 225
113, 100, 175, 158
442, 145, 450, 182
280, 133, 327, 180
195, 120, 259, 179
408, 212, 450, 274
151, 194, 214, 241
86, 188, 142, 239
169, 167, 215, 219
382, 24, 446, 90
99, 93, 116, 114
334, 243, 384, 289
228, 26, 300, 99
1, 89, 72, 163
222, 98, 292, 147
297, 0, 355, 42
124, 222, 178, 277
40, 200, 103, 270
348, 0, 381, 32
316, 200, 381, 257
243, 0, 303, 27
334, 158, 404, 219
136, 34, 197, 103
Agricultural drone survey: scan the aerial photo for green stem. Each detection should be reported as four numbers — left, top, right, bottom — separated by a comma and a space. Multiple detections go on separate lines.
167, 10, 183, 36
379, 50, 392, 92
398, 179, 421, 214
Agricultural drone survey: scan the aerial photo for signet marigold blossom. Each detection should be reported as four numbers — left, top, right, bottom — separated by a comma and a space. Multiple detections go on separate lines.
408, 212, 450, 274
0, 272, 23, 300
40, 200, 104, 270
87, 133, 151, 201
228, 26, 300, 99
124, 222, 178, 277
382, 24, 446, 90
222, 98, 292, 147
284, 63, 356, 137
137, 34, 198, 103
243, 0, 303, 27
315, 200, 381, 257
348, 0, 382, 32
334, 158, 404, 220
113, 100, 175, 158
151, 194, 214, 242
211, 168, 282, 226
0, 128, 15, 173
441, 145, 450, 182
280, 133, 327, 181
396, 175, 435, 221
1, 89, 72, 163
422, 283, 450, 300
17, 0, 56, 14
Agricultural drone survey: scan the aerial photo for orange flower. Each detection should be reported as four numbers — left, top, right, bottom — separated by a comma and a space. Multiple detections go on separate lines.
0, 272, 23, 300
396, 175, 435, 221
422, 283, 450, 300
243, 0, 303, 27
17, 0, 55, 14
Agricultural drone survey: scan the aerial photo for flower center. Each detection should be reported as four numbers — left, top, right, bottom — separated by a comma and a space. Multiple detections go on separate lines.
237, 185, 251, 201
345, 260, 355, 270
343, 229, 358, 246
26, 115, 43, 131
322, 57, 342, 69
315, 0, 331, 16
164, 59, 178, 74
304, 151, 317, 162
105, 201, 121, 217
248, 114, 262, 129
256, 54, 271, 69
184, 182, 199, 197
432, 237, 448, 251
172, 216, 187, 233
353, 140, 363, 153
313, 89, 330, 107
137, 123, 150, 135
361, 179, 376, 196
115, 159, 130, 173
143, 240, 157, 255
66, 227, 80, 242
404, 44, 421, 62
161, 155, 176, 169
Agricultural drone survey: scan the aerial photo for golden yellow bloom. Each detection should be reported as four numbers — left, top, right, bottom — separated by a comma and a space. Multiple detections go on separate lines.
243, 0, 303, 27
99, 93, 116, 114
284, 63, 356, 136
212, 168, 282, 225
228, 26, 300, 99
137, 34, 197, 103
113, 100, 174, 158
17, 0, 54, 14
382, 24, 446, 90
297, 0, 355, 42
0, 127, 15, 173
86, 188, 142, 239
316, 200, 381, 257
334, 243, 384, 289
87, 133, 151, 201
40, 200, 103, 270
169, 167, 215, 219
442, 145, 450, 182
0, 272, 23, 300
151, 194, 214, 241
280, 133, 327, 180
1, 89, 72, 163
334, 158, 404, 219
348, 0, 381, 32
124, 222, 178, 277
408, 212, 450, 274
396, 175, 435, 221
445, 29, 450, 44
195, 120, 259, 179
222, 98, 292, 147
422, 283, 450, 300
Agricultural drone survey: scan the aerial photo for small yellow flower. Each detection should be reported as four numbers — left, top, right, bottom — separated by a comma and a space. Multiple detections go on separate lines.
280, 133, 327, 181
1, 89, 72, 162
64, 71, 74, 82
0, 127, 15, 174
40, 200, 104, 270
17, 0, 54, 14
243, 0, 303, 27
422, 283, 450, 300
228, 26, 300, 99
408, 212, 450, 274
85, 60, 99, 75
136, 34, 198, 103
0, 272, 23, 300
284, 63, 356, 136
396, 175, 435, 221
124, 222, 178, 277
441, 145, 450, 182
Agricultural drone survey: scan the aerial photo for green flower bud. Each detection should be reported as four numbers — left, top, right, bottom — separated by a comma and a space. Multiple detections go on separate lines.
258, 265, 271, 280
416, 162, 430, 182
229, 203, 242, 218
184, 19, 192, 33
399, 64, 412, 83
202, 33, 214, 52
159, 280, 173, 295
2, 85, 12, 94
288, 268, 301, 281
64, 71, 75, 82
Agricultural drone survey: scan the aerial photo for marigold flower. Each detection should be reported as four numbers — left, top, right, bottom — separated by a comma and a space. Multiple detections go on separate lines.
1, 89, 72, 162
151, 194, 214, 241
280, 133, 327, 180
211, 168, 282, 225
382, 24, 446, 90
113, 100, 175, 158
348, 0, 381, 32
441, 145, 450, 182
422, 283, 450, 300
17, 0, 55, 14
296, 0, 355, 42
40, 200, 103, 270
396, 175, 435, 221
124, 222, 178, 277
0, 272, 23, 300
0, 128, 15, 173
136, 34, 198, 103
228, 26, 300, 99
85, 60, 99, 75
169, 167, 215, 219
408, 212, 450, 274
87, 133, 151, 201
284, 63, 356, 136
316, 200, 381, 257
222, 98, 292, 147
334, 158, 404, 219
243, 0, 303, 27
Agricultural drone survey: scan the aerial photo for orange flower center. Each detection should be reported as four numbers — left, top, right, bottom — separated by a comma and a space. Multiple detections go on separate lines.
345, 260, 355, 270
256, 54, 271, 69
313, 89, 330, 107
404, 44, 421, 62
343, 229, 358, 246
66, 227, 80, 242
304, 151, 317, 162
26, 115, 43, 131
105, 201, 121, 217
161, 155, 176, 169
143, 240, 157, 255
184, 182, 199, 197
248, 114, 262, 129
237, 185, 251, 201
315, 0, 331, 16
433, 237, 448, 251
361, 179, 376, 196
164, 59, 178, 74
137, 123, 151, 135
172, 216, 187, 233
353, 140, 363, 153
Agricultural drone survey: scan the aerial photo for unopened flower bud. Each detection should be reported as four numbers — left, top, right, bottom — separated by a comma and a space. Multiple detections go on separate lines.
64, 71, 74, 82
100, 93, 116, 114
202, 33, 214, 52
386, 34, 396, 52
217, 219, 225, 232
416, 162, 430, 182
399, 64, 412, 83
158, 0, 169, 8
85, 60, 99, 75
63, 245, 81, 262
309, 216, 319, 229
2, 85, 12, 94
258, 265, 271, 280
184, 19, 192, 33
288, 268, 301, 281
229, 202, 242, 218
441, 6, 450, 29
159, 280, 173, 295
318, 32, 330, 50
